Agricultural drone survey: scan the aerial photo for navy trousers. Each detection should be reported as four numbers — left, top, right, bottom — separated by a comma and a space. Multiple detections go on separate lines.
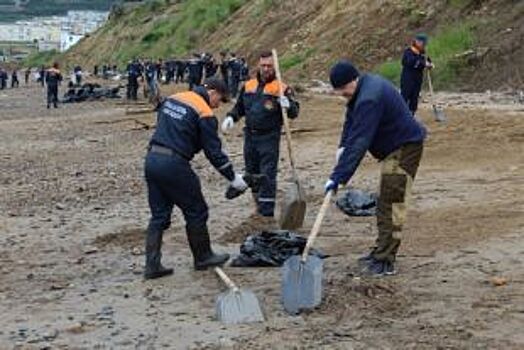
230, 74, 240, 98
47, 85, 58, 107
145, 151, 209, 234
400, 79, 422, 115
244, 130, 280, 217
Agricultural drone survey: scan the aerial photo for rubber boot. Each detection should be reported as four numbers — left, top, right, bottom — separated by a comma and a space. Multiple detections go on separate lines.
144, 229, 173, 279
187, 226, 229, 271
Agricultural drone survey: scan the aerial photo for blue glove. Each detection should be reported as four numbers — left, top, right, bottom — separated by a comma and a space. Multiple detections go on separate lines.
324, 179, 338, 194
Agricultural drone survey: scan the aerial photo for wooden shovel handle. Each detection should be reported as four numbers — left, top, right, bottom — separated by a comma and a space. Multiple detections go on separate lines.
426, 70, 436, 101
301, 191, 333, 261
272, 49, 298, 176
214, 267, 239, 292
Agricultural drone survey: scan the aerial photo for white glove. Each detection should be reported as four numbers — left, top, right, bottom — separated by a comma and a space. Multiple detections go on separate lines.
279, 96, 290, 109
335, 147, 345, 163
231, 173, 248, 191
324, 179, 338, 194
221, 116, 235, 133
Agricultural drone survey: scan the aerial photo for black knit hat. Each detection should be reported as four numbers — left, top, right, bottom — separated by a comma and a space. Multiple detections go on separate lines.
330, 60, 360, 89
203, 78, 230, 102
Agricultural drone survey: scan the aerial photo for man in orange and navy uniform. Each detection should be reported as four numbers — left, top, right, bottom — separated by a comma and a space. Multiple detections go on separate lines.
222, 50, 300, 218
45, 62, 63, 109
144, 78, 248, 279
400, 33, 434, 115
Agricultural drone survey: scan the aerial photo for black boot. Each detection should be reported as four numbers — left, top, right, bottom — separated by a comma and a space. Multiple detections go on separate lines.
144, 228, 173, 279
187, 226, 229, 270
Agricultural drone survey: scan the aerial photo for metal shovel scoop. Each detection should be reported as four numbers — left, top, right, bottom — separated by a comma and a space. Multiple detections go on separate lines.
272, 49, 307, 230
215, 267, 264, 324
282, 191, 333, 315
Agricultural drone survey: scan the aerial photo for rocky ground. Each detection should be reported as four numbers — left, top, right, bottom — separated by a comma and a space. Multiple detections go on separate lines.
0, 83, 523, 349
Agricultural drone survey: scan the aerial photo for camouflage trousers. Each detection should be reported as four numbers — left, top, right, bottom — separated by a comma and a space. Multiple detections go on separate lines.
372, 142, 424, 263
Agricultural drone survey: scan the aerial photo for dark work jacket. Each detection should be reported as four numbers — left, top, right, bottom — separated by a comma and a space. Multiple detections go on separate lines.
331, 74, 426, 184
220, 60, 229, 77
176, 60, 186, 74
400, 46, 427, 94
127, 62, 142, 78
187, 60, 204, 80
45, 68, 62, 87
145, 64, 156, 81
228, 76, 300, 133
204, 60, 217, 77
149, 87, 234, 181
229, 58, 243, 78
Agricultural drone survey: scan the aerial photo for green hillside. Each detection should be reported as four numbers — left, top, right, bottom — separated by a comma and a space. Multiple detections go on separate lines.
33, 0, 524, 91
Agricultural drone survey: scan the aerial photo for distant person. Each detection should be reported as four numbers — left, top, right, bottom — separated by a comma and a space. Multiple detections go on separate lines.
228, 53, 243, 98
187, 57, 204, 90
163, 59, 172, 84
24, 68, 31, 85
126, 59, 142, 100
219, 51, 229, 88
325, 60, 426, 276
145, 60, 157, 97
156, 59, 163, 82
39, 66, 46, 87
400, 33, 434, 115
175, 59, 186, 84
0, 68, 7, 90
240, 57, 249, 82
45, 62, 63, 109
204, 55, 217, 78
102, 65, 109, 79
11, 70, 19, 88
74, 65, 83, 86
94, 65, 99, 77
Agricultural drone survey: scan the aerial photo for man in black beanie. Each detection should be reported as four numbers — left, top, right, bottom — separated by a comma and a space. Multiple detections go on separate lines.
325, 60, 426, 276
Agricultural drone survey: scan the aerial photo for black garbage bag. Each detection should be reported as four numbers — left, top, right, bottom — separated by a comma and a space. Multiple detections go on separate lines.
336, 188, 377, 217
231, 230, 327, 267
62, 84, 122, 103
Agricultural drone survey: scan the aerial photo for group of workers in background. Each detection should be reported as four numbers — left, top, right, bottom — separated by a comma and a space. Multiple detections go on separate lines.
0, 63, 63, 108
123, 51, 249, 101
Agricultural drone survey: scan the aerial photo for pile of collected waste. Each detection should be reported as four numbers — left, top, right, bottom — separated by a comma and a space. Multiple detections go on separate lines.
63, 83, 122, 103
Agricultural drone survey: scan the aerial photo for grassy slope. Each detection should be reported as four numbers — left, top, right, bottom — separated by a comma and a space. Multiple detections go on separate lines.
57, 0, 523, 91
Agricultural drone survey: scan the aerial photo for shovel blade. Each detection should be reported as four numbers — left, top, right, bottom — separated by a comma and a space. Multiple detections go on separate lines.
216, 289, 265, 324
281, 255, 323, 315
433, 105, 447, 123
279, 182, 306, 230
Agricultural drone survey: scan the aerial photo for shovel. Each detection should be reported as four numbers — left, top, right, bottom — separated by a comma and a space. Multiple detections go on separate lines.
272, 49, 307, 230
214, 267, 264, 324
426, 70, 447, 123
281, 190, 333, 315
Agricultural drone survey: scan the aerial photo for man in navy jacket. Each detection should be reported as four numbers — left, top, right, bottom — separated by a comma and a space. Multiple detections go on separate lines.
400, 34, 433, 115
144, 78, 248, 279
325, 60, 426, 276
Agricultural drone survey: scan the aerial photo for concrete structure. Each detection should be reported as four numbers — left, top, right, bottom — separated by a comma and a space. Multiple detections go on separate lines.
0, 10, 108, 52
60, 32, 84, 52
